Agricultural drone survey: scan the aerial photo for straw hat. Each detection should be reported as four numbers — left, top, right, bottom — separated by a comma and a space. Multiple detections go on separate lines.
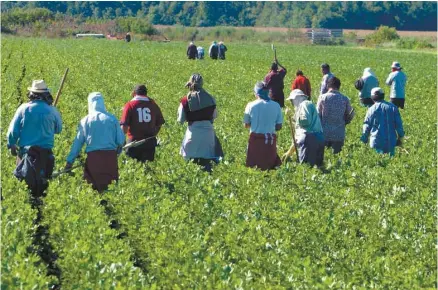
27, 80, 50, 93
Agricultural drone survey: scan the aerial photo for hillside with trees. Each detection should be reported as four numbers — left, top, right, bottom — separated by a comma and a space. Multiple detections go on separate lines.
1, 1, 437, 31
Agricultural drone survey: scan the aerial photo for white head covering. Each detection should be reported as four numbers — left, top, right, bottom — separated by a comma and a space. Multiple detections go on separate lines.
362, 67, 375, 78
88, 92, 106, 114
287, 89, 308, 108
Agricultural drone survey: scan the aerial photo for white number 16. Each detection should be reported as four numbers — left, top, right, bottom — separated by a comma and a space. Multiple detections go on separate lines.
136, 107, 151, 123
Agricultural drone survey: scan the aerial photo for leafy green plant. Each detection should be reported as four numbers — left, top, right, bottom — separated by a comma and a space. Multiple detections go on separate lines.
1, 36, 436, 288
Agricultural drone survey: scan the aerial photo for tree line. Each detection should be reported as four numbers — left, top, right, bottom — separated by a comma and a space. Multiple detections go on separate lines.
2, 1, 437, 31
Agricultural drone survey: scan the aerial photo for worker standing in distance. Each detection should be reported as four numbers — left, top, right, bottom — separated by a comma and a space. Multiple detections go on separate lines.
319, 63, 335, 95
361, 87, 404, 156
385, 61, 407, 109
244, 81, 283, 170
291, 69, 312, 100
187, 42, 198, 60
355, 67, 379, 108
317, 77, 354, 154
120, 84, 165, 162
264, 58, 287, 108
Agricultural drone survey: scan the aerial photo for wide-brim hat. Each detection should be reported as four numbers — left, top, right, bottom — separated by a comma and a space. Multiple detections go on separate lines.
28, 80, 50, 93
287, 89, 308, 101
391, 61, 402, 69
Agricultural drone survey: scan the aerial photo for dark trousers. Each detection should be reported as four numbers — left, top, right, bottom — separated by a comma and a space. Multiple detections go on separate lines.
297, 132, 325, 167
390, 98, 405, 109
126, 137, 157, 162
325, 140, 344, 154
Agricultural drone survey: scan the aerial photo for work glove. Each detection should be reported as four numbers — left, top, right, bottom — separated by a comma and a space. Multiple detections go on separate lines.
9, 145, 17, 156
360, 135, 368, 144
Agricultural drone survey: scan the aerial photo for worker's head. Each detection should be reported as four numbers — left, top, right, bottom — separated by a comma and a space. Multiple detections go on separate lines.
391, 61, 402, 71
187, 73, 203, 91
296, 70, 304, 76
271, 62, 278, 71
371, 87, 385, 102
27, 80, 53, 105
254, 81, 269, 101
327, 77, 341, 91
321, 63, 330, 75
287, 89, 308, 108
88, 92, 106, 114
133, 84, 147, 96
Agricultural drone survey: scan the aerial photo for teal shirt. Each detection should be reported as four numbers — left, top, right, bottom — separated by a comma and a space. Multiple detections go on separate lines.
7, 100, 62, 149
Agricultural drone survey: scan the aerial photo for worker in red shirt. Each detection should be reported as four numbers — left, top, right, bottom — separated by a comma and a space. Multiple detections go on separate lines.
120, 84, 165, 162
264, 59, 287, 108
291, 69, 312, 100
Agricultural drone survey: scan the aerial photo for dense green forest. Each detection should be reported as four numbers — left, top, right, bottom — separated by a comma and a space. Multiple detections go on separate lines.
1, 1, 437, 31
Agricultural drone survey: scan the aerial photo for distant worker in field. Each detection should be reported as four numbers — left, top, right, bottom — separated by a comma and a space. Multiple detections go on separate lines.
284, 89, 324, 167
291, 69, 312, 100
319, 63, 335, 95
385, 61, 407, 109
361, 87, 404, 156
197, 46, 204, 59
218, 41, 228, 60
120, 85, 165, 162
264, 58, 287, 108
317, 77, 354, 154
178, 73, 224, 172
187, 42, 198, 60
244, 81, 283, 170
355, 67, 379, 107
7, 80, 62, 197
209, 41, 219, 60
65, 92, 125, 192
125, 32, 131, 43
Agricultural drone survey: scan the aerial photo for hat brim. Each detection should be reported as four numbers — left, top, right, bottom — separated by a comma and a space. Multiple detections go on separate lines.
28, 87, 49, 93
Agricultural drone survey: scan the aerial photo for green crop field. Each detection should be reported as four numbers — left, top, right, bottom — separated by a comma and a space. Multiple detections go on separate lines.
1, 37, 436, 289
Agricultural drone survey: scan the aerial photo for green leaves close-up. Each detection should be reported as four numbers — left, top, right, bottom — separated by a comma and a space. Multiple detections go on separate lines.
1, 37, 436, 289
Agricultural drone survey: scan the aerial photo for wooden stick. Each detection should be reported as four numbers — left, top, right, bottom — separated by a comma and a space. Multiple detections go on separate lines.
53, 68, 69, 107
287, 111, 299, 162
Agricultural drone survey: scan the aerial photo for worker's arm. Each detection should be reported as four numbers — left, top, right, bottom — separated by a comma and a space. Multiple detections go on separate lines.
121, 125, 129, 134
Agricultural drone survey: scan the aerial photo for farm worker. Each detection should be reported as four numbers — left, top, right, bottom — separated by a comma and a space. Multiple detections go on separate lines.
317, 77, 355, 154
291, 69, 312, 100
187, 42, 198, 60
244, 81, 283, 170
197, 46, 204, 59
385, 61, 407, 109
209, 41, 219, 60
319, 63, 335, 95
284, 89, 324, 167
264, 59, 287, 108
355, 67, 379, 107
125, 32, 131, 43
120, 84, 165, 162
178, 73, 224, 172
360, 87, 404, 156
218, 41, 228, 60
65, 92, 125, 192
7, 80, 62, 197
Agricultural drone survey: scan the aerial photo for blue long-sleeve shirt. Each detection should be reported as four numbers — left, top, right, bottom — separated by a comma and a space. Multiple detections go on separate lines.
385, 70, 407, 99
362, 101, 404, 152
66, 93, 125, 164
7, 100, 62, 149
